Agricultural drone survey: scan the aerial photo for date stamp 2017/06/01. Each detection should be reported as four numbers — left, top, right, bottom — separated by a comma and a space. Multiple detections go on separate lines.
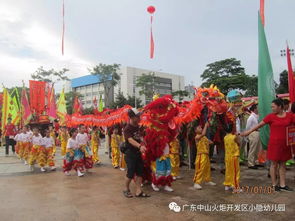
235, 186, 275, 194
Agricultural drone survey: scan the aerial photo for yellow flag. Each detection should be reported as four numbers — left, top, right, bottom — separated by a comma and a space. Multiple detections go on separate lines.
1, 88, 9, 131
8, 89, 20, 125
57, 88, 67, 126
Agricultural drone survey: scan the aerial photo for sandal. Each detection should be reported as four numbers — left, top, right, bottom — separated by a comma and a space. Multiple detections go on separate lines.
135, 192, 150, 198
123, 190, 133, 198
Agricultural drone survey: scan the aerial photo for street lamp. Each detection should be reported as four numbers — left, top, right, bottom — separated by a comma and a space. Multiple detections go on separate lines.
280, 49, 294, 57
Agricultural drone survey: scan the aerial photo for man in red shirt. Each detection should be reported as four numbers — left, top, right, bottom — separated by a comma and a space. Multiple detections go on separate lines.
3, 118, 16, 156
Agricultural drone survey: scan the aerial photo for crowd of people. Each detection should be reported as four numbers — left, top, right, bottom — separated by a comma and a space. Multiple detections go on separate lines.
1, 98, 294, 198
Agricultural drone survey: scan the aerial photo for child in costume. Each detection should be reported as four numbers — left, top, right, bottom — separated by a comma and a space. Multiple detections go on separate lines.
14, 129, 22, 158
91, 126, 101, 165
223, 124, 241, 192
21, 126, 32, 165
28, 128, 43, 171
76, 125, 93, 171
39, 129, 56, 172
58, 126, 69, 157
63, 128, 84, 176
111, 126, 123, 169
193, 122, 216, 190
169, 137, 181, 180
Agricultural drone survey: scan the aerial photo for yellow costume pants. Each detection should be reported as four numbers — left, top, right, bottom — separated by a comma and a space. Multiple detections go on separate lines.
112, 147, 120, 167
28, 145, 41, 166
193, 154, 211, 184
39, 147, 55, 167
223, 156, 240, 188
61, 141, 67, 156
120, 153, 126, 169
92, 143, 100, 163
22, 142, 31, 161
169, 153, 180, 177
17, 142, 23, 159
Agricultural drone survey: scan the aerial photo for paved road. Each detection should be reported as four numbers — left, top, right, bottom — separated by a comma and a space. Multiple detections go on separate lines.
0, 144, 294, 221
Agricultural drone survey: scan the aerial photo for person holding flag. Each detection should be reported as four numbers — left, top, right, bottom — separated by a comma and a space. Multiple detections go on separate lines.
3, 117, 16, 156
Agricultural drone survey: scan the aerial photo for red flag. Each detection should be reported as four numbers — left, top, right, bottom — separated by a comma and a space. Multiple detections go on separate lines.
73, 96, 83, 114
260, 0, 265, 26
47, 85, 57, 121
21, 87, 32, 125
150, 15, 155, 59
287, 46, 295, 103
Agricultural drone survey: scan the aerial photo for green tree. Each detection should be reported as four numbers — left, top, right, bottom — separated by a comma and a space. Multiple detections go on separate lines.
244, 75, 258, 97
126, 95, 143, 108
276, 70, 288, 94
89, 63, 121, 108
110, 92, 142, 108
136, 72, 155, 104
172, 90, 189, 102
201, 58, 250, 95
31, 66, 69, 83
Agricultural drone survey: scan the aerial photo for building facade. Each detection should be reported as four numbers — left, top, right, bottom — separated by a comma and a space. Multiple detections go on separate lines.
67, 66, 185, 108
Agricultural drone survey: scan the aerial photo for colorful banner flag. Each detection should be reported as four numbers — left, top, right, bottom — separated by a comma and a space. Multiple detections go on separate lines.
21, 87, 32, 125
73, 96, 83, 114
99, 94, 104, 112
9, 88, 21, 125
57, 88, 67, 126
1, 88, 9, 131
29, 80, 46, 115
47, 85, 57, 121
287, 45, 295, 103
93, 96, 99, 115
258, 12, 276, 149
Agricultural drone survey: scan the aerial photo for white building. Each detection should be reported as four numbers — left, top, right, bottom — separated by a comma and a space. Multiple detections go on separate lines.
66, 66, 185, 108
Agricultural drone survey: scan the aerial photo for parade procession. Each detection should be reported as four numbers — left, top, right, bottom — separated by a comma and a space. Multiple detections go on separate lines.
0, 1, 294, 221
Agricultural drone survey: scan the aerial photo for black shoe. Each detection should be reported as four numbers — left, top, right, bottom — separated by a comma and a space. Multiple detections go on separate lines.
274, 186, 281, 192
211, 167, 216, 171
220, 169, 225, 174
279, 186, 293, 192
248, 166, 258, 170
255, 164, 264, 168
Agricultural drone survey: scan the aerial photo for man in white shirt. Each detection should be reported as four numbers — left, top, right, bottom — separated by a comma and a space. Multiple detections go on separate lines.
246, 104, 261, 169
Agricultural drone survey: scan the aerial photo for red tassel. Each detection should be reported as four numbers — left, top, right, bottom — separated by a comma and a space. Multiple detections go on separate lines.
150, 15, 154, 59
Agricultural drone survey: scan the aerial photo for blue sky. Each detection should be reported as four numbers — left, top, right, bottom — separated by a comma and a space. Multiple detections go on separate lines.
0, 0, 294, 90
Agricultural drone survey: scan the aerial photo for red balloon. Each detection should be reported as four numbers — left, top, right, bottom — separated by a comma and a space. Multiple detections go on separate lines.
147, 6, 156, 14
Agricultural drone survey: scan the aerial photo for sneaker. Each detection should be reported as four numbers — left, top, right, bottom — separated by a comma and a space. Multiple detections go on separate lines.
279, 186, 293, 192
40, 167, 46, 172
96, 161, 101, 165
164, 185, 174, 192
193, 183, 202, 190
119, 168, 125, 171
274, 185, 281, 192
24, 161, 28, 165
172, 177, 177, 181
176, 176, 182, 180
50, 166, 56, 171
77, 170, 84, 177
151, 183, 160, 192
64, 171, 71, 176
114, 166, 119, 169
205, 181, 216, 186
233, 188, 243, 193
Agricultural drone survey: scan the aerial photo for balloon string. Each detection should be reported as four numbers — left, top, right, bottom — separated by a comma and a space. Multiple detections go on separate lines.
62, 0, 65, 55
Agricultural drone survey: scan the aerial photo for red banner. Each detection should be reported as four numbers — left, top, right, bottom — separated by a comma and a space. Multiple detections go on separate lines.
29, 80, 46, 115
